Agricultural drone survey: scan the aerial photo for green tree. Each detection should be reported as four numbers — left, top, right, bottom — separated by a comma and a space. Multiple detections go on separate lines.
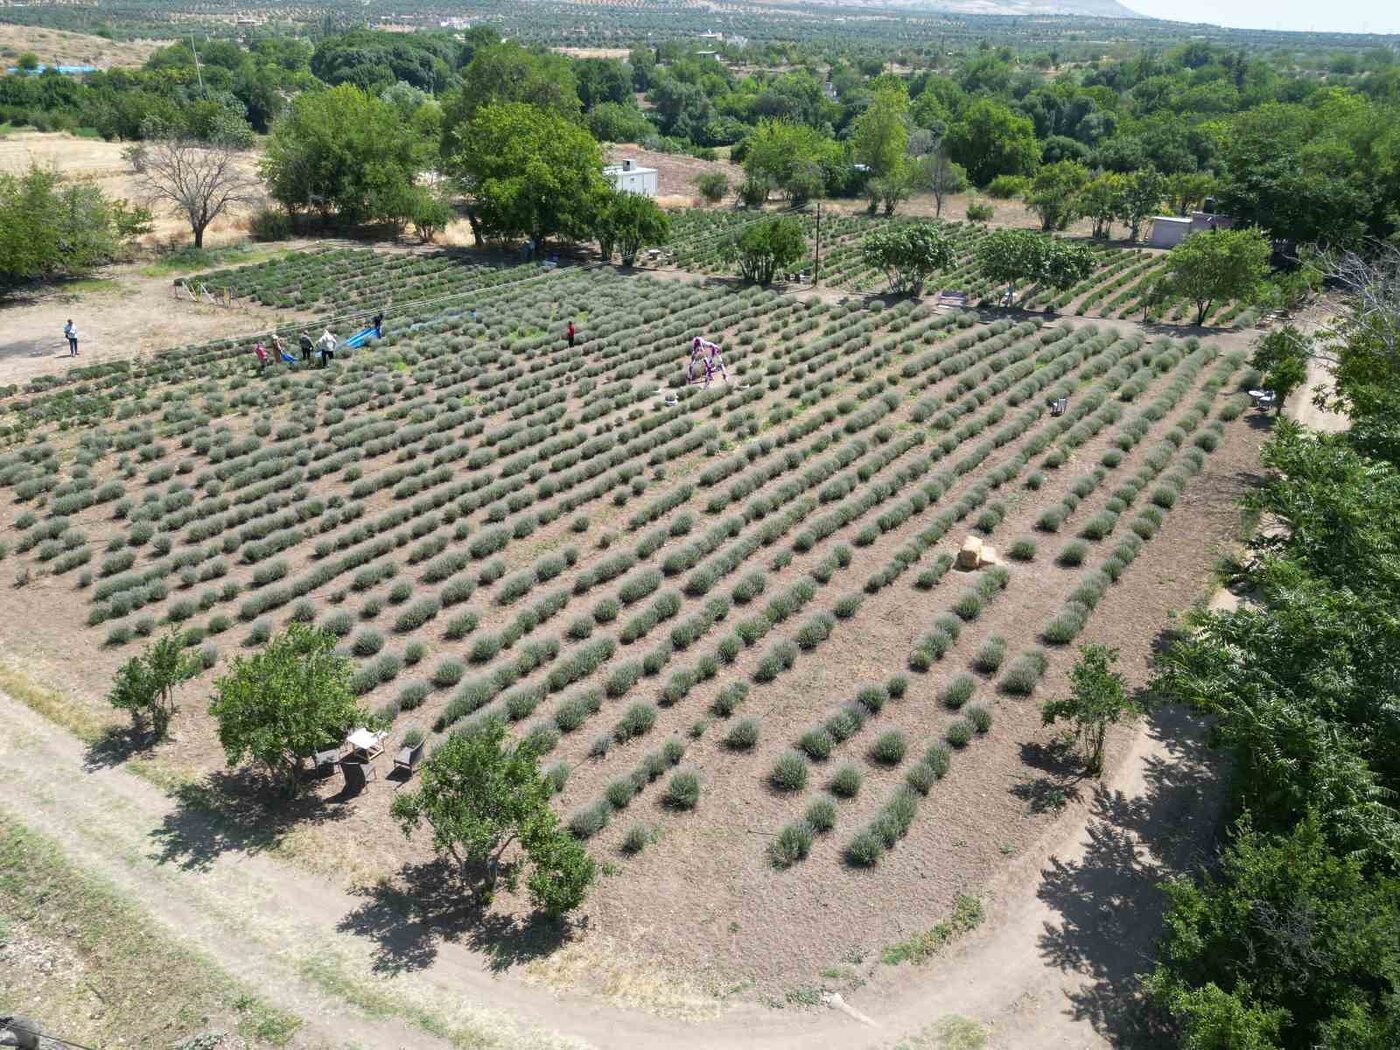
444, 102, 607, 246
0, 168, 149, 292
391, 721, 595, 913
861, 222, 955, 296
1026, 160, 1089, 231
1041, 238, 1096, 292
1116, 168, 1166, 242
208, 625, 361, 794
945, 98, 1039, 188
851, 86, 910, 180
695, 171, 729, 205
1162, 227, 1271, 326
452, 42, 581, 122
1148, 817, 1400, 1050
17, 52, 39, 72
1251, 325, 1310, 410
260, 84, 420, 225
729, 215, 806, 285
595, 190, 669, 266
586, 100, 653, 144
1080, 172, 1125, 239
1165, 171, 1216, 216
1040, 644, 1137, 776
108, 633, 199, 740
976, 227, 1046, 306
743, 119, 842, 204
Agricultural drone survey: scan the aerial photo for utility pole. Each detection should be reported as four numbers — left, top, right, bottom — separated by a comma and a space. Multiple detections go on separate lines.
813, 201, 822, 287
189, 34, 204, 93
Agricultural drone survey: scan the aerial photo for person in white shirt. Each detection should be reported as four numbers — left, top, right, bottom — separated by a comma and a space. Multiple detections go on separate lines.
316, 329, 337, 367
63, 319, 78, 357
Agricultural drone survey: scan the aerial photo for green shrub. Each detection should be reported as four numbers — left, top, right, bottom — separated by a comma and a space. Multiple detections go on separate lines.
664, 770, 700, 810
905, 761, 937, 795
966, 703, 993, 733
946, 719, 974, 748
614, 702, 656, 742
568, 801, 611, 840
1009, 538, 1037, 561
830, 764, 863, 799
723, 717, 760, 751
798, 726, 834, 760
769, 821, 814, 869
770, 750, 809, 791
973, 636, 1006, 674
870, 730, 907, 766
1056, 541, 1089, 567
845, 829, 884, 867
605, 777, 638, 810
942, 673, 976, 709
805, 796, 837, 833
621, 822, 653, 855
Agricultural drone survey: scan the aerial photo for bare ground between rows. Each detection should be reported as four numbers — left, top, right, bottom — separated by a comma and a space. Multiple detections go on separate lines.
0, 321, 1267, 1019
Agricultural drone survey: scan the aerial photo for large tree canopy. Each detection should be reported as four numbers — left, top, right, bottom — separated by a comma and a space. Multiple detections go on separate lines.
1161, 226, 1271, 325
444, 101, 606, 244
945, 98, 1040, 187
261, 84, 420, 224
0, 168, 148, 292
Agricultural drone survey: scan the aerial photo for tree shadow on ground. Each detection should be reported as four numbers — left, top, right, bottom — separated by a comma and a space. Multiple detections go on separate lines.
1032, 702, 1225, 1048
337, 858, 574, 976
1012, 738, 1087, 815
148, 766, 352, 872
83, 723, 153, 770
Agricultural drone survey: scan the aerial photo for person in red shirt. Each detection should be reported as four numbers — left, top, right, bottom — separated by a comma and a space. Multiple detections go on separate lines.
566, 320, 577, 348
253, 341, 269, 375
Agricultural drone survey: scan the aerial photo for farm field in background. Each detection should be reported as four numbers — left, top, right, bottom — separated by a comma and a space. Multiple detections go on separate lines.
0, 248, 1260, 993
658, 208, 1259, 327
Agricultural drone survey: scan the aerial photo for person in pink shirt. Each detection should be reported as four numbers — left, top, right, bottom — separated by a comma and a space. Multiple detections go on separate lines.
253, 340, 269, 375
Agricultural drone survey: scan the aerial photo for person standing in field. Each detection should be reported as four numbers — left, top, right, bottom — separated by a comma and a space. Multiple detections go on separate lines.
253, 340, 269, 375
566, 320, 577, 348
316, 329, 337, 367
63, 319, 78, 356
299, 330, 313, 363
270, 333, 286, 363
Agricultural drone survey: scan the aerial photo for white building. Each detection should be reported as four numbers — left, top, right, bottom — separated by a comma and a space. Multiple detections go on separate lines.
604, 159, 659, 197
1148, 211, 1236, 249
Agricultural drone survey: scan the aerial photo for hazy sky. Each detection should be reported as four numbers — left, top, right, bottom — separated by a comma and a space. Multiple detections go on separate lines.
1124, 0, 1400, 34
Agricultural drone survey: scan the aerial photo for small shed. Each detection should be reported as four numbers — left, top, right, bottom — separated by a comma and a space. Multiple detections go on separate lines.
603, 158, 659, 198
1148, 216, 1192, 248
1149, 210, 1237, 249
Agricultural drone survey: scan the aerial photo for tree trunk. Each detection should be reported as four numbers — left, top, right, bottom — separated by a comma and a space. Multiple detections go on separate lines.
193, 224, 206, 249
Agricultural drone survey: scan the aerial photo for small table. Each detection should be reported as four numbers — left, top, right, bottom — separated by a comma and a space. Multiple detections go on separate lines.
346, 727, 385, 761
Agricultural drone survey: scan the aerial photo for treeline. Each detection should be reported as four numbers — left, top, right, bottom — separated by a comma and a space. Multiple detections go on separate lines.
1146, 260, 1400, 1045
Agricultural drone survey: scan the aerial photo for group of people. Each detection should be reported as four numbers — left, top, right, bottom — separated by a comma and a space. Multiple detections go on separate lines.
688, 335, 728, 386
252, 313, 383, 374
253, 328, 340, 373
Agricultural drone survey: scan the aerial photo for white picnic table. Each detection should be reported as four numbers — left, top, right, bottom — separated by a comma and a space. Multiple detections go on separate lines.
346, 727, 386, 759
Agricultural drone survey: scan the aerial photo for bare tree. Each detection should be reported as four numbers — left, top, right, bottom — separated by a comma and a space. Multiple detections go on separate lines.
139, 138, 256, 249
907, 129, 966, 219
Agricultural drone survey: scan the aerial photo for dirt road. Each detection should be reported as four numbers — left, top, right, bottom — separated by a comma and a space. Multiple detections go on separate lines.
0, 673, 1222, 1050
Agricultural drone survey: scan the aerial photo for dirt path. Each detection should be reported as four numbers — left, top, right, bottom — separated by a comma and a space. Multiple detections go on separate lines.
0, 262, 301, 388
0, 677, 1219, 1050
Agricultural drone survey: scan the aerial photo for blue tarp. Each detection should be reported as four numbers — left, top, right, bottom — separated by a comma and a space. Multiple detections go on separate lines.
343, 326, 378, 350
5, 65, 99, 76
